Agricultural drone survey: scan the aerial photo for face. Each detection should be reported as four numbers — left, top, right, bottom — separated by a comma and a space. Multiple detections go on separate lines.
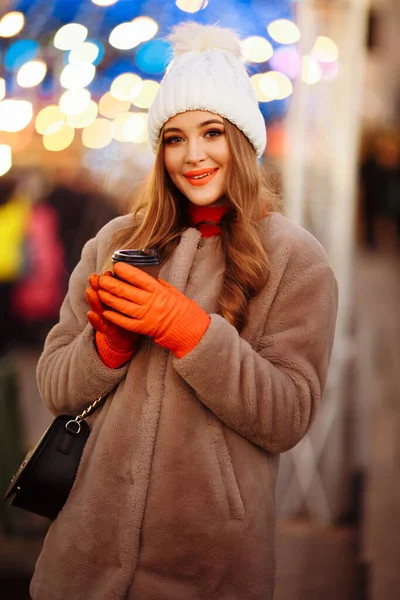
162, 110, 231, 207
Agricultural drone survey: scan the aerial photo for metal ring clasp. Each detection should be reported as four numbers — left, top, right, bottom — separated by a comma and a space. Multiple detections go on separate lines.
65, 419, 81, 435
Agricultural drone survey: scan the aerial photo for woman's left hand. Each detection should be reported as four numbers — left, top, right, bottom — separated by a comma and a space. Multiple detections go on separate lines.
97, 262, 210, 358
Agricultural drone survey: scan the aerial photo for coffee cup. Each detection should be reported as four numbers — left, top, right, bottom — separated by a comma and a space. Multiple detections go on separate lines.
112, 249, 161, 279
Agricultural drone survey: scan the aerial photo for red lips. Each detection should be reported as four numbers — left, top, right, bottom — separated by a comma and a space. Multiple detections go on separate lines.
183, 167, 219, 187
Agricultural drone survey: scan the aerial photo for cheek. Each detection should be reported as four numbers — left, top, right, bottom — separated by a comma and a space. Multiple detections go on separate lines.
163, 149, 181, 183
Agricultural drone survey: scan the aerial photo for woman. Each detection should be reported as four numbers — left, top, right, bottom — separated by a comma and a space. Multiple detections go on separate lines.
31, 23, 338, 600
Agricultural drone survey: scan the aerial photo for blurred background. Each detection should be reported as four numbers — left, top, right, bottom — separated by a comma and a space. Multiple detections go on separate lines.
0, 0, 399, 598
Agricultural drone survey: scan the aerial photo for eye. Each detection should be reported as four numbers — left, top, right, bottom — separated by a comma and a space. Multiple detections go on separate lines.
204, 129, 224, 139
163, 136, 184, 145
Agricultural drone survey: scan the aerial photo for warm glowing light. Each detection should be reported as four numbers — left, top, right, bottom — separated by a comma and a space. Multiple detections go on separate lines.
91, 0, 118, 5
35, 105, 65, 134
0, 78, 5, 102
0, 12, 25, 38
0, 145, 12, 176
60, 63, 96, 90
0, 100, 33, 132
311, 36, 339, 63
68, 42, 100, 65
109, 22, 142, 50
54, 24, 88, 51
123, 113, 148, 143
267, 19, 300, 45
99, 92, 130, 118
112, 114, 133, 142
67, 100, 98, 128
302, 55, 322, 85
259, 71, 293, 100
131, 80, 159, 109
131, 17, 158, 42
17, 60, 47, 88
59, 89, 91, 115
110, 73, 143, 101
43, 123, 75, 152
176, 0, 208, 13
242, 37, 273, 63
250, 74, 273, 102
82, 118, 113, 149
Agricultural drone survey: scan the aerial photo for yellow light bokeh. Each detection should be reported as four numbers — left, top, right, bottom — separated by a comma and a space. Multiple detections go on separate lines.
302, 56, 322, 85
60, 63, 96, 90
68, 42, 100, 65
109, 22, 142, 50
175, 0, 208, 13
17, 60, 47, 88
112, 113, 133, 142
123, 113, 148, 143
267, 19, 300, 45
54, 23, 88, 51
67, 100, 98, 128
43, 123, 75, 152
110, 73, 143, 102
311, 36, 339, 63
131, 80, 159, 109
59, 89, 91, 116
0, 145, 12, 176
82, 118, 113, 149
242, 37, 273, 63
35, 105, 66, 134
259, 71, 293, 100
0, 12, 25, 38
0, 99, 33, 132
250, 74, 275, 102
131, 17, 158, 42
99, 92, 130, 118
0, 78, 5, 102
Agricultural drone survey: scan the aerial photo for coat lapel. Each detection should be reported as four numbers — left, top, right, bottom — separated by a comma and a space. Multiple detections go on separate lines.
159, 227, 202, 293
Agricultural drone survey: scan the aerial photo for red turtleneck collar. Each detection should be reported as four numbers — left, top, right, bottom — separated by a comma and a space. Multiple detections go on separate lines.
188, 203, 231, 238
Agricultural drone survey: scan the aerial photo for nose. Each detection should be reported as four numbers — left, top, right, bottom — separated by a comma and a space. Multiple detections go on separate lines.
185, 137, 207, 165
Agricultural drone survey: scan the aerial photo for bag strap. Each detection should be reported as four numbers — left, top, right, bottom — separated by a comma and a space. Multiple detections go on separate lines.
64, 394, 108, 435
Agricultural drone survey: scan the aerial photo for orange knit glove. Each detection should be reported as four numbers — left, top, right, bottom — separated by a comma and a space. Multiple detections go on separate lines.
98, 262, 210, 359
86, 273, 140, 368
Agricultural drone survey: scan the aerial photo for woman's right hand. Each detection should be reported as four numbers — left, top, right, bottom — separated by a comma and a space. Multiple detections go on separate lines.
86, 273, 139, 353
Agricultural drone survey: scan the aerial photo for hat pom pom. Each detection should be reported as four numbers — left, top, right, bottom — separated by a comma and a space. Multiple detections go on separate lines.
169, 22, 243, 60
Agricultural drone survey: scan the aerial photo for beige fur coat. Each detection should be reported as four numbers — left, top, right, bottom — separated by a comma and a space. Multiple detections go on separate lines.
30, 213, 338, 600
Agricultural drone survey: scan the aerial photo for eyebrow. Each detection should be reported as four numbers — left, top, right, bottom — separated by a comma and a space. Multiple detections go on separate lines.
162, 119, 224, 134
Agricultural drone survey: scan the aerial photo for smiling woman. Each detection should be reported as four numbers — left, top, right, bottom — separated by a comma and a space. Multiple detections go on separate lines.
30, 21, 338, 600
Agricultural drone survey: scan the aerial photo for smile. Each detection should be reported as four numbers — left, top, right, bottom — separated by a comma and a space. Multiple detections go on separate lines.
183, 168, 219, 187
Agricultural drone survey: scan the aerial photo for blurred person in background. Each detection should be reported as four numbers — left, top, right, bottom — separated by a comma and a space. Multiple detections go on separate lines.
30, 23, 338, 600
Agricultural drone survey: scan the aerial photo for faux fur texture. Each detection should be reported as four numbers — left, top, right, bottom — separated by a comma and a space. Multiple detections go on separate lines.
31, 213, 338, 600
170, 22, 243, 59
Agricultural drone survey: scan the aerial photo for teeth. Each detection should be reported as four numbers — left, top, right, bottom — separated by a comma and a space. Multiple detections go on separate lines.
190, 170, 216, 180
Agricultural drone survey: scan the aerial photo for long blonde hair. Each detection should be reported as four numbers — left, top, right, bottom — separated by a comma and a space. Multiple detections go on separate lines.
107, 119, 282, 331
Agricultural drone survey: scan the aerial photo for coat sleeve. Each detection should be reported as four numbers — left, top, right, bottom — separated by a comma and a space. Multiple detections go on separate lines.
36, 235, 130, 416
172, 252, 338, 454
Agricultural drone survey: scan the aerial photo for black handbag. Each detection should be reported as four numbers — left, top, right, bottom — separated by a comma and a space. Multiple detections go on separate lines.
3, 395, 107, 520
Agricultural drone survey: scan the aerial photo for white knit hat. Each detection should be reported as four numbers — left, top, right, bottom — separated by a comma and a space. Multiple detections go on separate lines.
147, 22, 267, 158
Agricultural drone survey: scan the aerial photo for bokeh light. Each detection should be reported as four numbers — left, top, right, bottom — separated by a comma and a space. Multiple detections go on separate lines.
269, 46, 302, 79
60, 63, 96, 90
0, 145, 12, 176
43, 123, 75, 151
68, 42, 100, 65
110, 73, 143, 101
242, 37, 273, 63
35, 105, 66, 135
302, 55, 322, 85
0, 12, 25, 38
17, 60, 47, 88
5, 40, 39, 72
176, 0, 208, 13
311, 36, 339, 63
0, 100, 33, 132
135, 40, 171, 75
91, 0, 119, 5
99, 92, 130, 118
123, 113, 148, 143
259, 72, 293, 100
54, 24, 88, 51
268, 19, 300, 45
0, 78, 6, 101
131, 80, 159, 109
59, 89, 91, 115
67, 100, 98, 128
82, 118, 113, 148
